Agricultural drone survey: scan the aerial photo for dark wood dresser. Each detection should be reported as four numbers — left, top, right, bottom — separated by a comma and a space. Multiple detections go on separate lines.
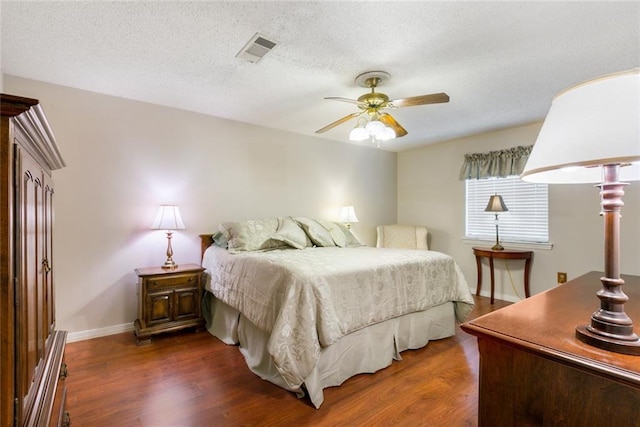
1, 94, 68, 426
461, 271, 640, 426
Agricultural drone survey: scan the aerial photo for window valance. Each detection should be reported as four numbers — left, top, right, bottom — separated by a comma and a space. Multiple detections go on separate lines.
459, 145, 533, 180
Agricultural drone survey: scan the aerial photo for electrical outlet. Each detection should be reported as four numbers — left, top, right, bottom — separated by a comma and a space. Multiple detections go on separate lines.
557, 272, 567, 284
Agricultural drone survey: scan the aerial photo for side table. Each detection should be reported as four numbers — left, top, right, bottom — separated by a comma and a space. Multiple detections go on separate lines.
472, 247, 533, 304
134, 263, 206, 344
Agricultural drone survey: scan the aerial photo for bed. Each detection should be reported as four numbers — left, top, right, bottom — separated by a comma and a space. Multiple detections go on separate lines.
200, 216, 474, 408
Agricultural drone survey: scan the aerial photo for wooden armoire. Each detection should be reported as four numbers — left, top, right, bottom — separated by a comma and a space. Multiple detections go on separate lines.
1, 94, 68, 426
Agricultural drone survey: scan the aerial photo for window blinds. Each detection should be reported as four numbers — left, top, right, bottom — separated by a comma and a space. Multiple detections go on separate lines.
466, 176, 549, 243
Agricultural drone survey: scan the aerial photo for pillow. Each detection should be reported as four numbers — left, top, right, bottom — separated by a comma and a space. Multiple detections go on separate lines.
294, 217, 336, 247
210, 230, 229, 248
316, 219, 348, 247
334, 222, 364, 248
270, 216, 312, 249
220, 217, 288, 253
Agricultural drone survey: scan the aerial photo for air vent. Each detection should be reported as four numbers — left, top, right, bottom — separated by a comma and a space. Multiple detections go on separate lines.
236, 33, 278, 63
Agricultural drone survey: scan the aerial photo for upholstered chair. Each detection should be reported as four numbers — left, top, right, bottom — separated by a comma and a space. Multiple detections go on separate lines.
376, 224, 429, 250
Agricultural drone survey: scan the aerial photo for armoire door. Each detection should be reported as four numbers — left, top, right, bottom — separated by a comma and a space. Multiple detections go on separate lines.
14, 143, 46, 422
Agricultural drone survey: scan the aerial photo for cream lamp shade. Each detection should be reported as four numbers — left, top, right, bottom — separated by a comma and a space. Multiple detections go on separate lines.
151, 205, 186, 230
521, 68, 640, 184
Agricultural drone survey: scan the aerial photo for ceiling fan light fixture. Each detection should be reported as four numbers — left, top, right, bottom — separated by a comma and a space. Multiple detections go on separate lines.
349, 126, 369, 141
365, 120, 386, 136
381, 126, 396, 141
316, 71, 449, 141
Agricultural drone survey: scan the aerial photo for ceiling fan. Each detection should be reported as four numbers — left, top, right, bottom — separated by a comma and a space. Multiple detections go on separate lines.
315, 71, 449, 141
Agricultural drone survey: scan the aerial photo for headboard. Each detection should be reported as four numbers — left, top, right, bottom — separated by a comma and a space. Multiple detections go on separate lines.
199, 234, 215, 263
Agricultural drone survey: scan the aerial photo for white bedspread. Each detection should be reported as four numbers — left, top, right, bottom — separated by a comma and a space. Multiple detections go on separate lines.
203, 246, 474, 390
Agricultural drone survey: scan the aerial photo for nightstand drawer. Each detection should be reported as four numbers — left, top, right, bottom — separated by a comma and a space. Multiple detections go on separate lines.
145, 273, 199, 292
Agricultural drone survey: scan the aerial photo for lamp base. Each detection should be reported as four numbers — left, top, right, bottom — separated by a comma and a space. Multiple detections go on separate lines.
576, 325, 640, 356
161, 231, 178, 269
491, 243, 504, 251
161, 260, 178, 270
573, 165, 640, 356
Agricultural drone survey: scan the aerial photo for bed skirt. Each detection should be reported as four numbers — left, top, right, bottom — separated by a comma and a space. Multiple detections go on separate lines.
202, 291, 456, 408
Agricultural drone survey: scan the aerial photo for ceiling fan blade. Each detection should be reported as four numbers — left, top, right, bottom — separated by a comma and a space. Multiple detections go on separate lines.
315, 112, 362, 134
324, 96, 366, 106
379, 113, 408, 138
389, 92, 449, 108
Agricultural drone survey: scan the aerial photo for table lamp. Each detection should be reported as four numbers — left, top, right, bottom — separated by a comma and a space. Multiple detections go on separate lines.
151, 205, 186, 269
485, 194, 508, 250
338, 205, 359, 229
521, 68, 640, 355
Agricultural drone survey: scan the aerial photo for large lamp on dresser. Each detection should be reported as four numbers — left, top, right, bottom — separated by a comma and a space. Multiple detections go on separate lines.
521, 68, 640, 355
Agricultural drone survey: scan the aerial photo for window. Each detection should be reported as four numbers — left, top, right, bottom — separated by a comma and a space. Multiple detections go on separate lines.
465, 176, 549, 244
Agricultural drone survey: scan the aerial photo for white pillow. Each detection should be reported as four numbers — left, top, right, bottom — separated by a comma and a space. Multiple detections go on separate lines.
334, 222, 364, 248
271, 216, 312, 249
316, 219, 348, 247
294, 217, 336, 247
220, 217, 287, 253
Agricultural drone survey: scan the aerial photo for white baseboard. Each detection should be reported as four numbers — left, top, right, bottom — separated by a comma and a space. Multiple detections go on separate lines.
66, 323, 134, 343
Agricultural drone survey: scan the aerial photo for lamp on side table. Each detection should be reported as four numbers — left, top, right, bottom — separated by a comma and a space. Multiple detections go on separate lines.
484, 194, 508, 251
151, 204, 185, 269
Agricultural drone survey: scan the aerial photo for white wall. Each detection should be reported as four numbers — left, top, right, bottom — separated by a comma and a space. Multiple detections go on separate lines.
5, 76, 397, 339
398, 123, 640, 302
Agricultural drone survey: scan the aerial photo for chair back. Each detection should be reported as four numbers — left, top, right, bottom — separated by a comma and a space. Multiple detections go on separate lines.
376, 224, 429, 250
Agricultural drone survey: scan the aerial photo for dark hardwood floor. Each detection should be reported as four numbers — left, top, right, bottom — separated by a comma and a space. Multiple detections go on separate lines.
64, 295, 511, 426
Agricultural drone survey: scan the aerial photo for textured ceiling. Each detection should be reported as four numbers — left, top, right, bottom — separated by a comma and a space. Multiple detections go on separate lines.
1, 1, 639, 152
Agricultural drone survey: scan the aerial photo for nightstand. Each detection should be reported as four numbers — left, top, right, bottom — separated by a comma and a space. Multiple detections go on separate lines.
134, 263, 206, 345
